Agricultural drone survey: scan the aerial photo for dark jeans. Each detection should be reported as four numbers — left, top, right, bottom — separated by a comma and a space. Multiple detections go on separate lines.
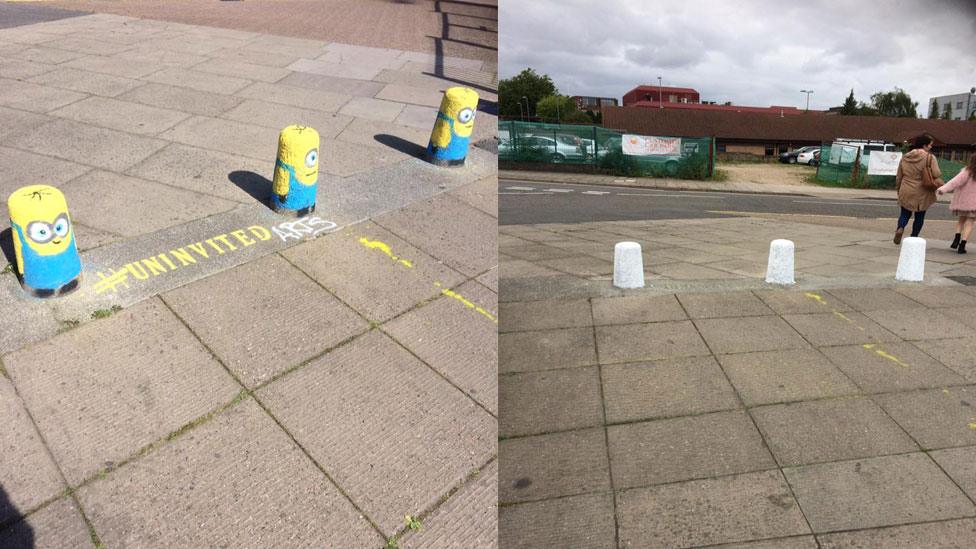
898, 207, 926, 236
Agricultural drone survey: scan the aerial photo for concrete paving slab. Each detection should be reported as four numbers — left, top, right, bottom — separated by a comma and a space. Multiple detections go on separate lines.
704, 537, 819, 549
498, 298, 591, 333
2, 298, 240, 485
207, 46, 301, 68
257, 331, 494, 536
783, 453, 975, 533
335, 116, 430, 154
873, 387, 976, 449
863, 308, 976, 341
61, 170, 238, 237
936, 307, 976, 331
135, 35, 245, 57
0, 77, 86, 112
126, 142, 272, 204
48, 95, 189, 135
287, 58, 383, 81
498, 493, 616, 549
538, 255, 613, 277
77, 399, 382, 547
591, 293, 688, 325
6, 118, 168, 171
894, 286, 976, 308
378, 84, 444, 108
609, 410, 775, 488
0, 497, 93, 549
499, 366, 603, 437
35, 35, 126, 56
783, 311, 901, 346
754, 289, 854, 315
930, 446, 976, 500
159, 115, 277, 161
0, 281, 64, 354
0, 145, 90, 216
596, 320, 711, 364
477, 266, 498, 293
191, 57, 290, 84
499, 428, 610, 504
616, 470, 810, 548
914, 337, 976, 382
499, 327, 596, 373
219, 98, 353, 140
448, 175, 496, 218
696, 315, 810, 355
316, 137, 404, 176
602, 355, 740, 423
383, 279, 497, 412
338, 95, 405, 122
111, 47, 208, 69
826, 287, 928, 311
400, 460, 497, 549
115, 82, 243, 117
499, 259, 564, 279
504, 242, 580, 261
395, 103, 439, 130
2, 45, 85, 65
61, 53, 165, 79
677, 291, 775, 318
276, 70, 386, 98
27, 67, 144, 98
374, 192, 497, 277
817, 518, 976, 548
144, 67, 252, 95
0, 106, 50, 142
751, 397, 919, 466
819, 342, 969, 392
0, 376, 65, 524
281, 221, 465, 322
235, 80, 351, 113
650, 261, 740, 280
718, 349, 860, 406
163, 254, 367, 388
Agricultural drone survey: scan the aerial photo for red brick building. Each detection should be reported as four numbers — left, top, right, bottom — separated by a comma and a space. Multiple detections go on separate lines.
622, 85, 809, 115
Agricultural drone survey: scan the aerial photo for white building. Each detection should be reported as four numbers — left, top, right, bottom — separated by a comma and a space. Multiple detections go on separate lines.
929, 88, 976, 120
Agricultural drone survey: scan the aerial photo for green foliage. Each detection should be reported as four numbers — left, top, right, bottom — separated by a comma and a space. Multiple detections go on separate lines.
584, 110, 602, 124
405, 515, 423, 531
598, 148, 644, 176
928, 100, 940, 119
710, 168, 730, 181
840, 89, 858, 115
535, 95, 589, 124
385, 538, 399, 549
970, 111, 976, 121
942, 102, 953, 119
498, 68, 557, 119
869, 87, 917, 117
91, 305, 122, 319
676, 153, 710, 179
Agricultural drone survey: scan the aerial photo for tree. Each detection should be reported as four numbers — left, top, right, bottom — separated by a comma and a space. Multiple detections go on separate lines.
840, 89, 858, 115
928, 100, 940, 119
869, 88, 918, 118
535, 95, 589, 124
498, 68, 557, 119
942, 102, 953, 119
969, 111, 976, 121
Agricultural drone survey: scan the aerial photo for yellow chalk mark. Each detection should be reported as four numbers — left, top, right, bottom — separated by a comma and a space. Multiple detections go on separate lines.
833, 311, 854, 323
943, 389, 950, 394
805, 292, 827, 305
969, 423, 976, 430
358, 237, 413, 268
434, 281, 442, 287
862, 343, 876, 350
862, 343, 909, 368
442, 288, 497, 324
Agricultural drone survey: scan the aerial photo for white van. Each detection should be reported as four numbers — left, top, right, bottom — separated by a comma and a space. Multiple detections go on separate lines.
829, 139, 897, 166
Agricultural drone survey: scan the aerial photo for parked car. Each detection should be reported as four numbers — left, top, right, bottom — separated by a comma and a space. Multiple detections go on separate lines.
809, 149, 822, 166
779, 146, 819, 164
796, 148, 821, 165
498, 135, 584, 162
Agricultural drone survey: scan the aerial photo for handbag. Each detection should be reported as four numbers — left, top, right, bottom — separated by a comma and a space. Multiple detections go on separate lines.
921, 153, 943, 191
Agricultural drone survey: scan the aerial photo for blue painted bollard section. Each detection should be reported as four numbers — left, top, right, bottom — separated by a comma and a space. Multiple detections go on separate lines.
427, 86, 479, 166
271, 125, 320, 216
7, 185, 81, 297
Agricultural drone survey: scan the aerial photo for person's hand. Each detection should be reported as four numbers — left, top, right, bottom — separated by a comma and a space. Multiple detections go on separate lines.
937, 188, 945, 195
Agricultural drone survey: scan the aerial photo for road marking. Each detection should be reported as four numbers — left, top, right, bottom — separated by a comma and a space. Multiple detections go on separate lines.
545, 188, 573, 193
498, 192, 552, 195
581, 191, 609, 195
792, 200, 898, 207
505, 186, 537, 191
620, 193, 723, 199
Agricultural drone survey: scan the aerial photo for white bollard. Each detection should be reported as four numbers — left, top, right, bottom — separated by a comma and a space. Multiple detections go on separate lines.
613, 241, 645, 289
765, 239, 795, 285
896, 237, 926, 281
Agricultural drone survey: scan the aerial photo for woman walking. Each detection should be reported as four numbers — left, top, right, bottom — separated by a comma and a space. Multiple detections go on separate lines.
894, 134, 942, 244
937, 152, 976, 253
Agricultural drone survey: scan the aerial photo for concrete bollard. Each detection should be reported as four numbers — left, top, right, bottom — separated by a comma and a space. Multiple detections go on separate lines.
271, 125, 320, 216
427, 86, 479, 166
613, 242, 645, 289
896, 237, 926, 281
7, 185, 82, 297
765, 239, 795, 285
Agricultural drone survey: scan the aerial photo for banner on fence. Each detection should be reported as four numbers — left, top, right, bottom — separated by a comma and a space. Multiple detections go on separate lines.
867, 151, 902, 176
622, 135, 681, 156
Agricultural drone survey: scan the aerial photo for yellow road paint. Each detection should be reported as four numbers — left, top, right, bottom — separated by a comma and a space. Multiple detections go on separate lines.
441, 288, 497, 324
969, 423, 976, 430
861, 343, 909, 368
804, 292, 827, 305
358, 237, 413, 268
833, 311, 854, 323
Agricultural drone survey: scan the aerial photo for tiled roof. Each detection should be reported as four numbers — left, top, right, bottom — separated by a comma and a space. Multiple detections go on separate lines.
602, 106, 976, 146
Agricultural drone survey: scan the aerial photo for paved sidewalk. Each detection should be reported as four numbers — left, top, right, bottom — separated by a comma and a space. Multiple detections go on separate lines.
498, 284, 976, 548
500, 169, 938, 201
0, 9, 497, 549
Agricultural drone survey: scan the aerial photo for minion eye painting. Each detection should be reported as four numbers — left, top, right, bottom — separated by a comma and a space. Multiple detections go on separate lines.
7, 184, 82, 297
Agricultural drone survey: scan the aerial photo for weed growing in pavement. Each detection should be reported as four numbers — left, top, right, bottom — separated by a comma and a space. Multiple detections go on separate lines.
60, 319, 81, 332
1, 263, 11, 274
91, 305, 123, 319
385, 538, 399, 548
710, 168, 730, 182
405, 515, 422, 531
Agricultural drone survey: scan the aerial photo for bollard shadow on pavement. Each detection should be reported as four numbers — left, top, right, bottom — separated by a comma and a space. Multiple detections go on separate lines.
0, 228, 15, 271
0, 483, 35, 548
373, 134, 427, 160
227, 171, 273, 204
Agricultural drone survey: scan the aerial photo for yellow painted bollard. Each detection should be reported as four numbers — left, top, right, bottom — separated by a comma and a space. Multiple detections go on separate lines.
271, 125, 319, 216
7, 185, 81, 297
427, 86, 479, 166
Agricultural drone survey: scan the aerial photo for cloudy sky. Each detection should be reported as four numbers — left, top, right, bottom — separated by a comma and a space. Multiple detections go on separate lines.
500, 0, 976, 113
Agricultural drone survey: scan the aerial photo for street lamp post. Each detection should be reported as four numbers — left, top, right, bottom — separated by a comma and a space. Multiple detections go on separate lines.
658, 76, 663, 109
556, 95, 561, 123
522, 96, 529, 121
800, 89, 813, 111
518, 101, 524, 121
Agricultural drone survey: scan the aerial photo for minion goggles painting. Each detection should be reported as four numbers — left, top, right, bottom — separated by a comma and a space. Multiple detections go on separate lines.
7, 185, 82, 297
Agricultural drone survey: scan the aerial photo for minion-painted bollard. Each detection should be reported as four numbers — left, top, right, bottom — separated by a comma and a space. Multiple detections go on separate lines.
427, 86, 479, 166
271, 125, 320, 216
7, 185, 82, 297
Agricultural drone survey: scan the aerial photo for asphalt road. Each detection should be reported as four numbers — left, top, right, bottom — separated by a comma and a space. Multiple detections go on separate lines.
499, 179, 956, 225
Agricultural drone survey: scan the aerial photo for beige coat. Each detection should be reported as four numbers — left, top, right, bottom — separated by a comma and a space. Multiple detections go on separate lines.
896, 148, 941, 212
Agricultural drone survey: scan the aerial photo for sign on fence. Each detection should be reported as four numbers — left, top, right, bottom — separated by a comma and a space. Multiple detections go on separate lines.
622, 135, 681, 156
867, 151, 902, 175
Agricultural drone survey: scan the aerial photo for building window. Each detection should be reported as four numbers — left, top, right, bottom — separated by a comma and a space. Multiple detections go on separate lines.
765, 145, 774, 156
957, 101, 964, 109
717, 143, 726, 152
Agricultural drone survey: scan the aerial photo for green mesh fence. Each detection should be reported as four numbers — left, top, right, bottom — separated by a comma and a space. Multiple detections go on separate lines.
499, 121, 715, 179
816, 145, 968, 189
